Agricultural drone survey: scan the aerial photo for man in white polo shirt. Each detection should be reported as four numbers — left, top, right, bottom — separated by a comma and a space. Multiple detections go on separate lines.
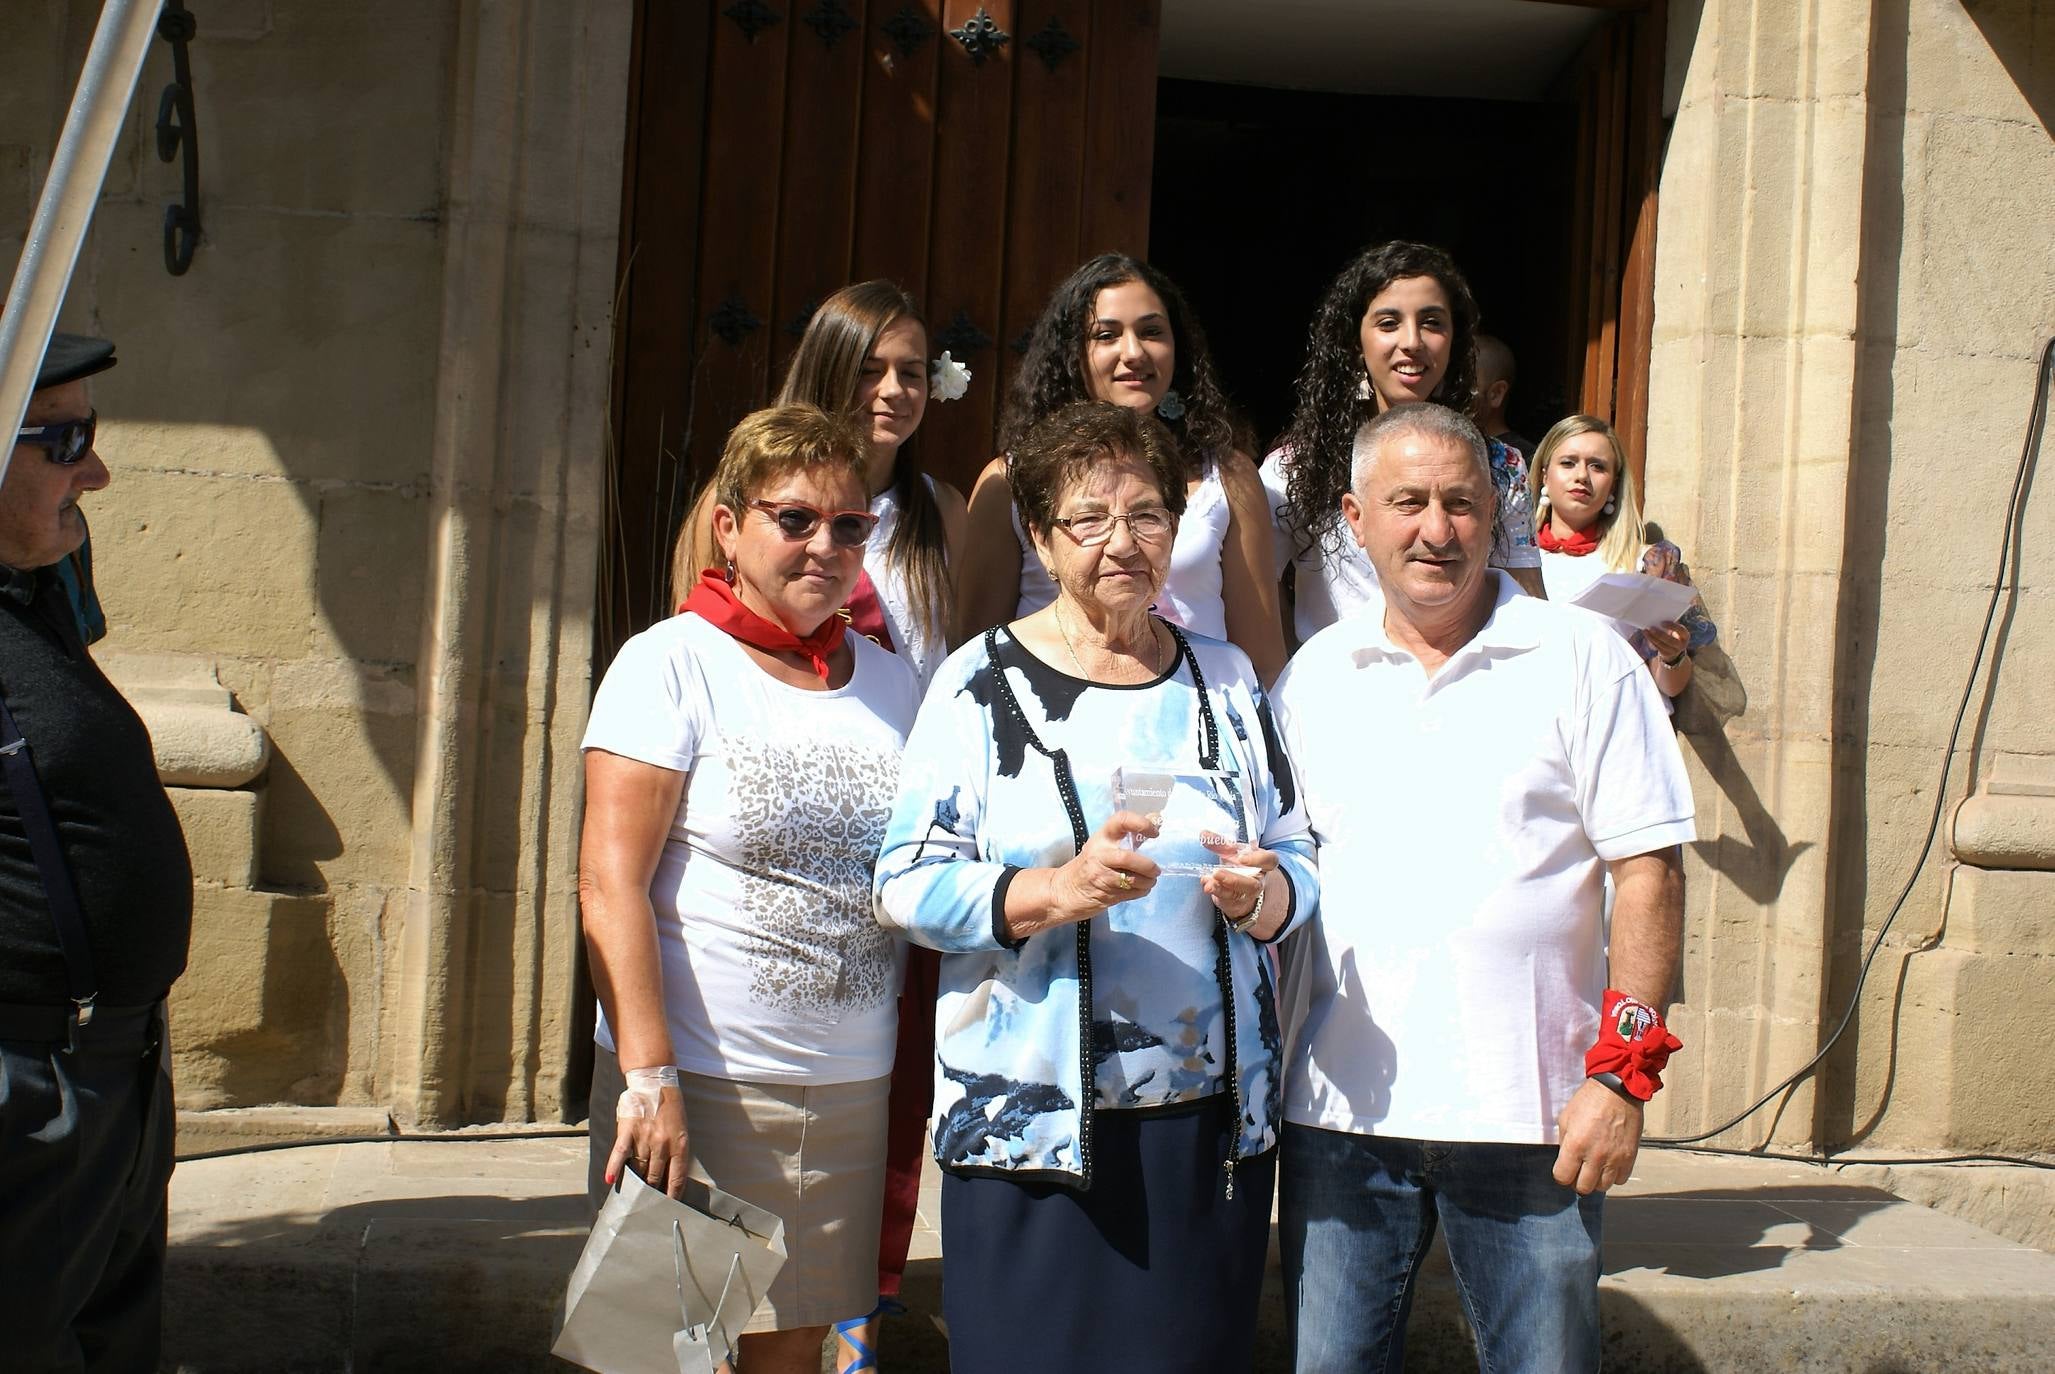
1272, 402, 1691, 1373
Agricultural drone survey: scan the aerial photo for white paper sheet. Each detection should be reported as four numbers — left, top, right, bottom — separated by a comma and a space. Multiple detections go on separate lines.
1565, 572, 1698, 631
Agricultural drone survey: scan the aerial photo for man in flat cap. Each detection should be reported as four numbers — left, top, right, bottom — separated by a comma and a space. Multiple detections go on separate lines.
0, 333, 193, 1372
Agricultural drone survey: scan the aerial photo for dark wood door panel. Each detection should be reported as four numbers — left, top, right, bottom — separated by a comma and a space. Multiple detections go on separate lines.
607, 0, 1162, 660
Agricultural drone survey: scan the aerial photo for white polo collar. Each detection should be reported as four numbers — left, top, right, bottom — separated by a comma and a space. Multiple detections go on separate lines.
1347, 572, 1543, 680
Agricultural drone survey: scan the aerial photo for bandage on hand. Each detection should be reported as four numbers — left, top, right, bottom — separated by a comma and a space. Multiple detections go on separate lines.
617, 1064, 679, 1122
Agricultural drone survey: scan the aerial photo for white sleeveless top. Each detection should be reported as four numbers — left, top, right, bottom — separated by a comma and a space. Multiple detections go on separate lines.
1259, 450, 1384, 643
1538, 546, 1644, 644
1536, 546, 1617, 605
867, 477, 949, 691
1009, 461, 1233, 640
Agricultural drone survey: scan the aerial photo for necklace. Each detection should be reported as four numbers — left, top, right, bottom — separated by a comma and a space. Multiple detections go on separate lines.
1054, 598, 1160, 681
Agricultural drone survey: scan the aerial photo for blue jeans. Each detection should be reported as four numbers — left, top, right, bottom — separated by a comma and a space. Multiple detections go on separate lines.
1279, 1124, 1603, 1374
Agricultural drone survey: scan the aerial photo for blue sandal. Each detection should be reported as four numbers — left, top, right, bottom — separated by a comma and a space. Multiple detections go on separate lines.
832, 1297, 907, 1373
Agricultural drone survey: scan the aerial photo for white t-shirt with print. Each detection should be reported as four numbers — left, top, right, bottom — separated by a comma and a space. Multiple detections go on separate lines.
582, 613, 921, 1085
1272, 574, 1695, 1144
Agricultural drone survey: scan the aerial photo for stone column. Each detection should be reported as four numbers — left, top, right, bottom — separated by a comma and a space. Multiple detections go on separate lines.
386, 0, 631, 1128
1642, 0, 1878, 1149
1651, 0, 2054, 1155
1817, 0, 2055, 1154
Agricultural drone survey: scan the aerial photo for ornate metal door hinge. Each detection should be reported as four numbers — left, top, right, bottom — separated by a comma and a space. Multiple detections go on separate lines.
155, 0, 201, 276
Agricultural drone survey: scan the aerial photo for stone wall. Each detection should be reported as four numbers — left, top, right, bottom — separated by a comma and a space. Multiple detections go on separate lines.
3, 1, 631, 1127
1645, 0, 2053, 1154
1827, 0, 2053, 1155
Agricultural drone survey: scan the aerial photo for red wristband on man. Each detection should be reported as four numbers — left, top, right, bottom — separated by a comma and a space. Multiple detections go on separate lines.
1584, 989, 1682, 1101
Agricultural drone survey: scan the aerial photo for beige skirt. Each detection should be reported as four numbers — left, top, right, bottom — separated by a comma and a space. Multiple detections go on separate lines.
588, 1047, 890, 1332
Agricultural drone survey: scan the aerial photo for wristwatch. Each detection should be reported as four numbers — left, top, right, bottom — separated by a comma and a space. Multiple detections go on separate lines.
1227, 880, 1268, 935
1589, 1071, 1641, 1102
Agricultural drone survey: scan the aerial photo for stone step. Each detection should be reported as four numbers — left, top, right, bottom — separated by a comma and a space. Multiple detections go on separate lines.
164, 1139, 2055, 1372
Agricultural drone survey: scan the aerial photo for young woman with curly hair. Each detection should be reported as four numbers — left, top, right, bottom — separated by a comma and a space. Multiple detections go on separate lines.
955, 254, 1286, 683
1263, 241, 1546, 644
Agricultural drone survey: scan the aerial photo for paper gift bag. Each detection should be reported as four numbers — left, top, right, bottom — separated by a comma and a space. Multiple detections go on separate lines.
553, 1168, 787, 1374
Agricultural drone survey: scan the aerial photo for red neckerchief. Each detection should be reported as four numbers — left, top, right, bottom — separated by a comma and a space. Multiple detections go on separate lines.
680, 568, 846, 683
1537, 520, 1602, 556
840, 569, 895, 652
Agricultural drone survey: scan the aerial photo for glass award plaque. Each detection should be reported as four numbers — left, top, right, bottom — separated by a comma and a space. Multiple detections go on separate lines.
1111, 765, 1256, 877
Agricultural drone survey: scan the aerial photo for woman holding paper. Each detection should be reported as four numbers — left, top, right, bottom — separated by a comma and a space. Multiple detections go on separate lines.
874, 401, 1317, 1373
579, 405, 921, 1374
1529, 414, 1717, 699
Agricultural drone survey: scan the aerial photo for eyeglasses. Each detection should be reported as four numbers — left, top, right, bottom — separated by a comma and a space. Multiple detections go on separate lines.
14, 411, 97, 465
747, 499, 878, 548
1049, 507, 1177, 546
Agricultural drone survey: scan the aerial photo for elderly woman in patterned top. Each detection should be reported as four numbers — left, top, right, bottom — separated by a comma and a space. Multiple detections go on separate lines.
579, 405, 921, 1374
874, 401, 1318, 1373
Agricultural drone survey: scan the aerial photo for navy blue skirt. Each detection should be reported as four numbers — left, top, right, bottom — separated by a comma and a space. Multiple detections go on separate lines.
939, 1094, 1276, 1373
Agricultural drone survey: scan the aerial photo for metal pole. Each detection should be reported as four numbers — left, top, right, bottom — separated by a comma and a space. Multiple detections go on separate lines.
0, 0, 166, 494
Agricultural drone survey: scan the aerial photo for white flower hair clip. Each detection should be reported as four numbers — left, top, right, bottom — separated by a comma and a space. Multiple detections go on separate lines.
930, 350, 972, 403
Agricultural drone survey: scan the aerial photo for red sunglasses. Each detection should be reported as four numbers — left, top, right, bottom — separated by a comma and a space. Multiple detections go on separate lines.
747, 499, 878, 548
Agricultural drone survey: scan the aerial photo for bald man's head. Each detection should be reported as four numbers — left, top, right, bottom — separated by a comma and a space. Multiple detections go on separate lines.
1474, 334, 1515, 429
1476, 334, 1515, 391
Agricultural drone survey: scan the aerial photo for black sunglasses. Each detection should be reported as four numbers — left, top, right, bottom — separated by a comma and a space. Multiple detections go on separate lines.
747, 499, 878, 548
15, 410, 97, 465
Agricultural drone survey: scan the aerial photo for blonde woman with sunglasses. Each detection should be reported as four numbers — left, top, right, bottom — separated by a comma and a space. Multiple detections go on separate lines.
673, 281, 969, 692
581, 406, 922, 1374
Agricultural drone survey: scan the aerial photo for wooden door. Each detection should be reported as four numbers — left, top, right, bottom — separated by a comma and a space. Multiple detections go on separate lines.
1560, 0, 1666, 492
601, 0, 1163, 660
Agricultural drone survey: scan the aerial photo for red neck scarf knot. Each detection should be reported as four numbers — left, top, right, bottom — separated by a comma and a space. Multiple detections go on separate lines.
1537, 520, 1602, 556
680, 568, 846, 683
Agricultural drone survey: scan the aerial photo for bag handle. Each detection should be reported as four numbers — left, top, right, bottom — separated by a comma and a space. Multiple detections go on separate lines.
671, 1220, 745, 1335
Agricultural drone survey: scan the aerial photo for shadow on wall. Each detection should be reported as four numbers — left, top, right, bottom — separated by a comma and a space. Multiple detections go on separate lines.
175, 891, 350, 1109
1821, 0, 2052, 1151
1968, 0, 2052, 135
1674, 645, 1815, 907
10, 7, 464, 871
6, 8, 550, 1117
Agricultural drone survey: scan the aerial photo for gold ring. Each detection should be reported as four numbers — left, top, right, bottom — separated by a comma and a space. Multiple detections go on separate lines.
1116, 871, 1134, 890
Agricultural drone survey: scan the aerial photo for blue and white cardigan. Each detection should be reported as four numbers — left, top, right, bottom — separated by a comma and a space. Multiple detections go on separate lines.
874, 623, 1318, 1191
